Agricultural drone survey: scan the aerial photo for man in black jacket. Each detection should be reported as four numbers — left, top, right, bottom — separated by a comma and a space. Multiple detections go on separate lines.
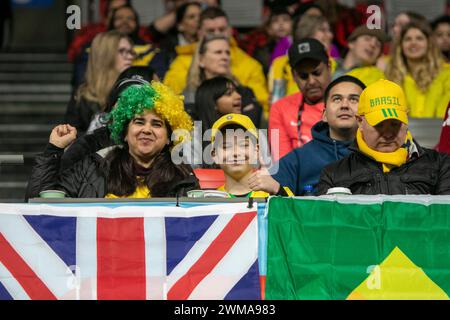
317, 79, 450, 195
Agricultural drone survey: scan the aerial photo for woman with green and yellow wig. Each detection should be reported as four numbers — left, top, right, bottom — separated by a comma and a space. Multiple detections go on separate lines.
29, 81, 199, 199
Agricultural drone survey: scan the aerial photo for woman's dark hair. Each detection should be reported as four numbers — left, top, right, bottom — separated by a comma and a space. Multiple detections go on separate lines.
108, 4, 140, 42
194, 76, 238, 134
105, 128, 194, 197
176, 1, 201, 25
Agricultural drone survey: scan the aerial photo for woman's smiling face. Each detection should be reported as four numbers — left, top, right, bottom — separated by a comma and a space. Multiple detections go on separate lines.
402, 27, 428, 61
125, 109, 169, 166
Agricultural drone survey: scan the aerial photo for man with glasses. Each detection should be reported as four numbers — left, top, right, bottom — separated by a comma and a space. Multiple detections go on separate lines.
269, 38, 331, 161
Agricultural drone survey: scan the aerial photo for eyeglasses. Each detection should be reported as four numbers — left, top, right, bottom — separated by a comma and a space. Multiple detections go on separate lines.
118, 48, 136, 58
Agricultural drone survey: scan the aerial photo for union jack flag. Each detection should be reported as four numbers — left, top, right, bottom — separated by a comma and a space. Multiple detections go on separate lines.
0, 202, 261, 300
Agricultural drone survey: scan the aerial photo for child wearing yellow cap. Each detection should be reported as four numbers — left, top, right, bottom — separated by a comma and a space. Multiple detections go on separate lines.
211, 114, 293, 198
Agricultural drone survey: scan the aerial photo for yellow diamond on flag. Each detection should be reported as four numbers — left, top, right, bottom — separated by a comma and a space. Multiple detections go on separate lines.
347, 247, 449, 300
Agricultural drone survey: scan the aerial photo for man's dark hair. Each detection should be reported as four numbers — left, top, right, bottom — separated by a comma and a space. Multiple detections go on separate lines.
105, 0, 131, 13
268, 7, 291, 24
324, 75, 366, 103
293, 2, 324, 18
431, 15, 450, 31
199, 7, 228, 28
108, 4, 140, 40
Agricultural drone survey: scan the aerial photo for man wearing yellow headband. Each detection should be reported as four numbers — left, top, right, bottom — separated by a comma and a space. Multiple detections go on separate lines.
317, 79, 450, 195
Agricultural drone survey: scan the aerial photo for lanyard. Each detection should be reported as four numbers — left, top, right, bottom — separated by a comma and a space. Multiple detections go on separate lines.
297, 97, 306, 144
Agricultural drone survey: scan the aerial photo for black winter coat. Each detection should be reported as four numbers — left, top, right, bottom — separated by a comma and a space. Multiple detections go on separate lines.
26, 144, 199, 201
60, 126, 113, 171
25, 127, 114, 200
64, 94, 101, 135
317, 142, 450, 195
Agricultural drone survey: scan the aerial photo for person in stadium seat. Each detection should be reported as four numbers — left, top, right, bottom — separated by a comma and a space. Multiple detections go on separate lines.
211, 114, 293, 198
268, 38, 332, 161
183, 35, 262, 128
163, 6, 269, 116
272, 75, 365, 195
317, 79, 450, 195
385, 21, 450, 119
431, 15, 450, 63
27, 82, 199, 199
333, 25, 387, 86
66, 31, 134, 136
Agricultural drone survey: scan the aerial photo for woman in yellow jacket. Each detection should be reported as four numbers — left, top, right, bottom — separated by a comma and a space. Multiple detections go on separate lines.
164, 37, 269, 116
385, 22, 450, 118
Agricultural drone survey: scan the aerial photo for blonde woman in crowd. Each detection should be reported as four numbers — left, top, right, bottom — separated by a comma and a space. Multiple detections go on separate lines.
376, 11, 427, 72
65, 30, 135, 134
184, 34, 262, 127
385, 22, 450, 118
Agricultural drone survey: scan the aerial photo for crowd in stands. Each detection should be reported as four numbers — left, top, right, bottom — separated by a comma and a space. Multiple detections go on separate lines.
26, 0, 450, 200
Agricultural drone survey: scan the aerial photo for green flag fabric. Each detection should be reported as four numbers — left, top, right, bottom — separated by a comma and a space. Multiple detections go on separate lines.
265, 196, 450, 300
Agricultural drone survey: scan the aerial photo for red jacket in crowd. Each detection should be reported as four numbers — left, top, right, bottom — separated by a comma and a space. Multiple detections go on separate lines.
268, 92, 325, 161
67, 24, 153, 62
437, 103, 450, 155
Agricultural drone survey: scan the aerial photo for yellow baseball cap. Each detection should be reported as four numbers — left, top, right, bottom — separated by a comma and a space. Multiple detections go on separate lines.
211, 113, 258, 142
358, 79, 409, 126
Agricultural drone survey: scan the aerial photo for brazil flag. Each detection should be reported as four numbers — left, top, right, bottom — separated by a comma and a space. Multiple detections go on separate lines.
265, 196, 450, 300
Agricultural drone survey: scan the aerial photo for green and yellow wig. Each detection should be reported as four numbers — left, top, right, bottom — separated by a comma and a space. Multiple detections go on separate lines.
108, 81, 193, 145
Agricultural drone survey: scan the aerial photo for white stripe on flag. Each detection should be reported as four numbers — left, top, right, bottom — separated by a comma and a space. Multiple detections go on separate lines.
0, 203, 255, 218
75, 217, 97, 300
166, 214, 234, 290
0, 261, 30, 300
188, 216, 258, 300
0, 214, 76, 299
144, 217, 166, 300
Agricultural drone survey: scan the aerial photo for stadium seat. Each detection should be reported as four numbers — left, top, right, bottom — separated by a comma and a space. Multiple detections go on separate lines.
407, 118, 443, 149
193, 169, 226, 189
